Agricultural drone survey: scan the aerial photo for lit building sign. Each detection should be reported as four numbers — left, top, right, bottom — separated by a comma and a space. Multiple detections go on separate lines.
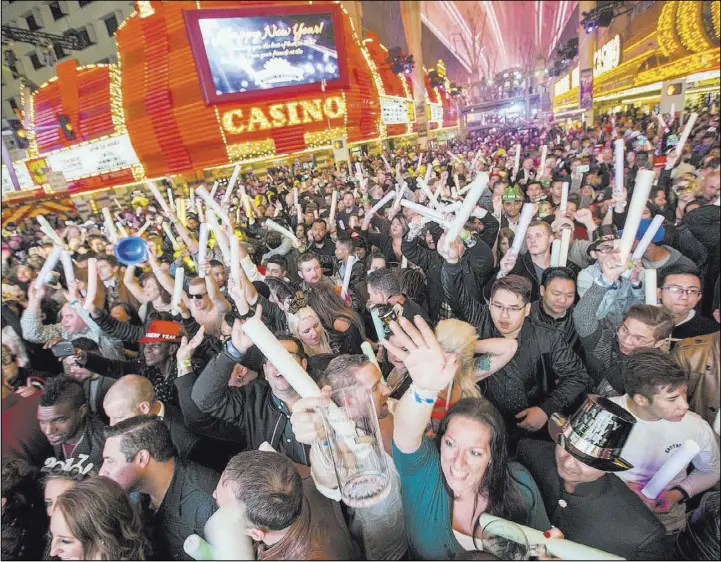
594, 35, 621, 77
46, 134, 140, 182
427, 102, 443, 124
555, 66, 580, 97
221, 96, 345, 134
2, 162, 35, 192
380, 96, 414, 124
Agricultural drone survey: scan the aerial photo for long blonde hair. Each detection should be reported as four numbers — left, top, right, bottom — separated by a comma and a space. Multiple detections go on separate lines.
287, 306, 332, 356
435, 319, 481, 399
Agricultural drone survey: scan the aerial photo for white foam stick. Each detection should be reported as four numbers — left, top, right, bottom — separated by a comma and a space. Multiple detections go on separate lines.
162, 222, 179, 250
361, 341, 382, 373
293, 187, 299, 206
670, 103, 675, 119
479, 514, 624, 560
556, 134, 561, 145
623, 214, 665, 277
241, 193, 254, 224
642, 439, 700, 499
183, 535, 214, 561
196, 185, 232, 228
442, 201, 463, 214
370, 308, 386, 342
558, 228, 572, 267
448, 151, 462, 164
513, 143, 521, 175
644, 268, 657, 305
171, 267, 184, 315
550, 239, 561, 267
510, 204, 535, 255
229, 231, 242, 286
613, 139, 625, 197
167, 188, 176, 212
115, 221, 129, 239
340, 255, 356, 301
265, 219, 301, 247
242, 317, 322, 398
197, 224, 209, 278
60, 250, 76, 287
102, 208, 118, 243
147, 180, 171, 214
329, 190, 339, 224
204, 505, 255, 561
674, 112, 698, 158
559, 182, 570, 217
206, 210, 230, 262
539, 144, 547, 176
381, 154, 391, 170
617, 169, 655, 264
367, 191, 396, 218
656, 112, 668, 132
85, 258, 97, 308
415, 153, 423, 174
113, 197, 123, 210
417, 178, 440, 208
445, 172, 489, 248
36, 216, 64, 246
223, 164, 241, 204
400, 199, 447, 223
209, 180, 219, 199
34, 246, 62, 289
401, 255, 408, 269
136, 220, 151, 236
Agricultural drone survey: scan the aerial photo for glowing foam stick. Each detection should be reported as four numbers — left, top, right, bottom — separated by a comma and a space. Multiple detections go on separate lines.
622, 214, 665, 278
550, 239, 561, 267
197, 224, 209, 278
417, 178, 439, 208
559, 182, 569, 217
614, 139, 625, 198
370, 308, 386, 342
183, 536, 214, 561
445, 172, 489, 249
102, 208, 118, 243
196, 185, 232, 228
674, 112, 698, 158
206, 210, 229, 262
189, 188, 195, 210
558, 228, 572, 267
644, 269, 657, 305
171, 267, 184, 315
176, 198, 186, 226
617, 169, 655, 264
167, 188, 176, 212
513, 143, 521, 175
642, 440, 700, 499
340, 255, 356, 301
367, 191, 396, 219
223, 164, 241, 204
539, 144, 548, 176
60, 250, 76, 287
355, 162, 363, 177
113, 197, 123, 210
204, 505, 255, 561
478, 515, 624, 560
34, 246, 62, 289
115, 221, 129, 239
509, 204, 535, 255
401, 255, 408, 268
400, 199, 447, 223
329, 190, 339, 224
209, 180, 219, 199
670, 103, 675, 119
36, 216, 64, 246
242, 317, 322, 398
381, 154, 391, 170
136, 221, 151, 236
146, 180, 171, 214
162, 222, 179, 250
361, 341, 385, 384
85, 258, 97, 308
241, 193, 255, 224
265, 219, 301, 247
656, 112, 668, 132
229, 231, 242, 286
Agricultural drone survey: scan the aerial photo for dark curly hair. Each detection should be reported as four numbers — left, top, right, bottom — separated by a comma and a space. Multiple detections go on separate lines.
1, 457, 47, 560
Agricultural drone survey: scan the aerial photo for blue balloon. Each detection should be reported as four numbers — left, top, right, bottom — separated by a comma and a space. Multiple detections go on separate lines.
114, 236, 148, 266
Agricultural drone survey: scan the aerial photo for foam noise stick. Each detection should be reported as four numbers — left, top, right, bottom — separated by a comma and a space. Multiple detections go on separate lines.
196, 185, 232, 228
617, 169, 654, 264
367, 191, 396, 219
509, 204, 535, 255
206, 210, 230, 262
223, 164, 241, 204
265, 219, 301, 247
444, 172, 489, 249
36, 216, 65, 246
559, 182, 569, 217
613, 139, 625, 198
197, 224, 209, 278
60, 250, 76, 287
400, 199, 447, 223
167, 188, 176, 212
622, 214, 664, 278
102, 208, 118, 243
85, 258, 97, 308
642, 440, 700, 499
115, 221, 129, 239
34, 246, 62, 289
644, 269, 657, 305
171, 267, 185, 315
136, 221, 151, 236
539, 144, 547, 176
162, 222, 180, 250
146, 180, 171, 214
558, 227, 571, 267
340, 255, 356, 301
329, 190, 339, 224
550, 239, 561, 267
674, 112, 698, 158
209, 180, 219, 199
229, 232, 242, 287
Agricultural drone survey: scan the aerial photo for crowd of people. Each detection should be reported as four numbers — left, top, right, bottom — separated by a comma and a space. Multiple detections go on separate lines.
1, 105, 720, 560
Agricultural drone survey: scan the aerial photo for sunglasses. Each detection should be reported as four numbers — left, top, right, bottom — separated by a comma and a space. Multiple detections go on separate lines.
188, 293, 207, 300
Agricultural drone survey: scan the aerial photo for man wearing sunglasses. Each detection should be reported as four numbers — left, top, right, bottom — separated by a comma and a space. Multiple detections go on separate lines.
657, 263, 717, 342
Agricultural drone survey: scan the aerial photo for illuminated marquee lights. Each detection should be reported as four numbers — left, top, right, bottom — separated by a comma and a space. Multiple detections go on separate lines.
658, 1, 681, 57
593, 35, 621, 77
227, 139, 276, 161
304, 127, 346, 149
677, 1, 712, 53
712, 1, 720, 39
220, 96, 346, 135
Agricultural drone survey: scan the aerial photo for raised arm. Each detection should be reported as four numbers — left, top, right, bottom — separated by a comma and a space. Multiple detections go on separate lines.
205, 267, 231, 313
20, 284, 62, 344
148, 244, 188, 307
122, 265, 148, 304
439, 241, 487, 328
473, 338, 518, 381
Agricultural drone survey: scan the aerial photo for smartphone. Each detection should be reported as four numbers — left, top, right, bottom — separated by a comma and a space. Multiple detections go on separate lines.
51, 341, 76, 358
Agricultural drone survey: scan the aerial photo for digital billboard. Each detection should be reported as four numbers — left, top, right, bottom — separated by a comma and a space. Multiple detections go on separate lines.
184, 4, 350, 105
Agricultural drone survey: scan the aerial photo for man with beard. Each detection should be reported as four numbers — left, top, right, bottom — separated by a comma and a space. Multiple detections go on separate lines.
309, 219, 336, 277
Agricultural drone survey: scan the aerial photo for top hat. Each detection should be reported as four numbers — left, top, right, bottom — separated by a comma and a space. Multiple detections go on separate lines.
548, 394, 636, 472
587, 225, 619, 256
138, 320, 183, 344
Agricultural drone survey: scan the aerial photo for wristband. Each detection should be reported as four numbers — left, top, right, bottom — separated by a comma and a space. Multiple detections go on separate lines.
178, 359, 192, 369
670, 486, 690, 504
410, 383, 438, 405
224, 339, 242, 359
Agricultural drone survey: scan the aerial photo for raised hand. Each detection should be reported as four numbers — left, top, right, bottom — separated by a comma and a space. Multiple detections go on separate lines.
599, 249, 626, 284
177, 326, 205, 362
499, 250, 518, 274
382, 315, 457, 392
290, 385, 332, 445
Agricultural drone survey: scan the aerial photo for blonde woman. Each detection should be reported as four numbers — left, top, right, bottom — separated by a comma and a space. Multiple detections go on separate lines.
287, 306, 333, 357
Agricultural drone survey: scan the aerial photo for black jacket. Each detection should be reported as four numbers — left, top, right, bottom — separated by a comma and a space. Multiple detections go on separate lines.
52, 416, 106, 470
310, 237, 336, 277
442, 262, 591, 440
191, 348, 310, 465
529, 301, 586, 365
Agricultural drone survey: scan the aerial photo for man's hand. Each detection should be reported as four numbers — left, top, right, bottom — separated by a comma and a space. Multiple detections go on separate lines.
629, 258, 644, 284
499, 250, 518, 274
43, 337, 65, 350
574, 208, 594, 228
290, 386, 331, 445
382, 315, 458, 392
437, 232, 464, 264
177, 326, 205, 362
626, 482, 683, 513
230, 307, 261, 354
599, 250, 626, 284
27, 283, 47, 304
515, 407, 548, 431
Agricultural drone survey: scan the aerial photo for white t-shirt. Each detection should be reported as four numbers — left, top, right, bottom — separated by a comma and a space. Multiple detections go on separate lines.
608, 395, 720, 498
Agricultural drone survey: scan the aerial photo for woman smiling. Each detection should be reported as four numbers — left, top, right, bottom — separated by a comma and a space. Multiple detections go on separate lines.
385, 315, 550, 559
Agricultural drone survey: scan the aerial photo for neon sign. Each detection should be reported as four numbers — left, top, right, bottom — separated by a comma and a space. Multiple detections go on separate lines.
594, 35, 621, 77
221, 95, 346, 134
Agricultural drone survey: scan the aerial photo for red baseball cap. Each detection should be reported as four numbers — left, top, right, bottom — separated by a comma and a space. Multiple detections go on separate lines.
138, 320, 183, 343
